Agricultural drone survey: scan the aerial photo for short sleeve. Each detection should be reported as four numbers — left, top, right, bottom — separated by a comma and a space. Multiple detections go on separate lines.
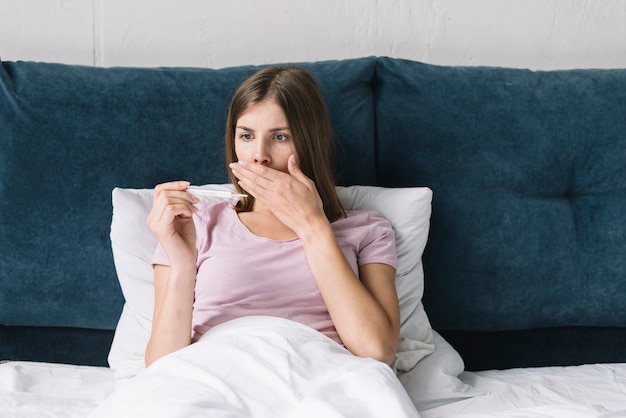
151, 243, 170, 267
357, 211, 398, 270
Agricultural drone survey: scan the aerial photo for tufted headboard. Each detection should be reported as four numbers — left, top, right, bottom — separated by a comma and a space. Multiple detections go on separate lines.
374, 58, 626, 369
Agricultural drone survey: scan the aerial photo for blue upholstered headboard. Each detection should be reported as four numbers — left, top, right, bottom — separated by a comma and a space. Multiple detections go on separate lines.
373, 58, 626, 368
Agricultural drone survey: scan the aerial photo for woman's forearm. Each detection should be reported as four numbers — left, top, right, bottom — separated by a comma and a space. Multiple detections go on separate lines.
299, 220, 399, 365
145, 265, 196, 366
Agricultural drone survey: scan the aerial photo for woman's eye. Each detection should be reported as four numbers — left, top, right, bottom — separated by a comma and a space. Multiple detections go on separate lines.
274, 134, 289, 141
239, 133, 253, 140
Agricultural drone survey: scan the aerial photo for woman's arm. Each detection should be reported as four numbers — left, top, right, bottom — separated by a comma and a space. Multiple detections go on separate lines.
298, 221, 400, 366
144, 181, 199, 366
145, 264, 196, 366
230, 157, 400, 365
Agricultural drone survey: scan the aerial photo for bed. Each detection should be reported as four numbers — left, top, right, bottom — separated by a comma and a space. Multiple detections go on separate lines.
1, 56, 625, 416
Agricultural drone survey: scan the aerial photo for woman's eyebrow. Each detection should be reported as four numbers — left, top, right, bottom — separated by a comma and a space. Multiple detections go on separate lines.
236, 126, 290, 132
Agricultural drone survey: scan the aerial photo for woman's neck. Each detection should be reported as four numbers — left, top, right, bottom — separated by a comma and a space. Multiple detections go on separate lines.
237, 204, 298, 241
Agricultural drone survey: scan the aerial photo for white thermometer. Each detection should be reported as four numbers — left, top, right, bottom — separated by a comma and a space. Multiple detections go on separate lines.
186, 186, 247, 199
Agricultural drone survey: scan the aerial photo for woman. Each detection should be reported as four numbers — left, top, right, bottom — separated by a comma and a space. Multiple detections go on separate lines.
145, 66, 400, 367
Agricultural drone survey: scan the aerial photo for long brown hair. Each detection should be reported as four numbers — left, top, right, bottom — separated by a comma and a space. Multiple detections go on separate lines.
225, 66, 345, 222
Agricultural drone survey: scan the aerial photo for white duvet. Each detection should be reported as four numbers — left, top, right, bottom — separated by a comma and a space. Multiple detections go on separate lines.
2, 318, 626, 418
90, 316, 420, 418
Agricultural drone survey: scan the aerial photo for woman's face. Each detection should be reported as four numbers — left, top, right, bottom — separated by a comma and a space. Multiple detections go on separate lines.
234, 100, 295, 173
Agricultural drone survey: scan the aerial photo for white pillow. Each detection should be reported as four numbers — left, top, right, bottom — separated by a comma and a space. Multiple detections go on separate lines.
108, 184, 435, 378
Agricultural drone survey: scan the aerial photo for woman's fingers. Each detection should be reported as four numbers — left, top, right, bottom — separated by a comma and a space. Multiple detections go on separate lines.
286, 154, 312, 187
148, 181, 199, 233
229, 161, 278, 197
229, 160, 325, 235
230, 159, 312, 194
153, 181, 190, 203
230, 161, 295, 204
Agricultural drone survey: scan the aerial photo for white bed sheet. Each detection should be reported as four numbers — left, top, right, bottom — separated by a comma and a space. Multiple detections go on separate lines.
422, 363, 626, 418
1, 328, 626, 418
0, 360, 114, 417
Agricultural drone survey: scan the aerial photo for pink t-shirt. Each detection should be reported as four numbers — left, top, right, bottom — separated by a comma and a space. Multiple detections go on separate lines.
152, 201, 397, 345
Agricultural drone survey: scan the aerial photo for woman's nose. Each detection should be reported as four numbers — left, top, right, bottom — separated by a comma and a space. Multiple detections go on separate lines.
253, 139, 271, 165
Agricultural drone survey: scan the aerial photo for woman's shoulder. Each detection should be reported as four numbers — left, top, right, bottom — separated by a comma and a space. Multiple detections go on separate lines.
332, 209, 394, 237
333, 210, 397, 264
336, 209, 391, 225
